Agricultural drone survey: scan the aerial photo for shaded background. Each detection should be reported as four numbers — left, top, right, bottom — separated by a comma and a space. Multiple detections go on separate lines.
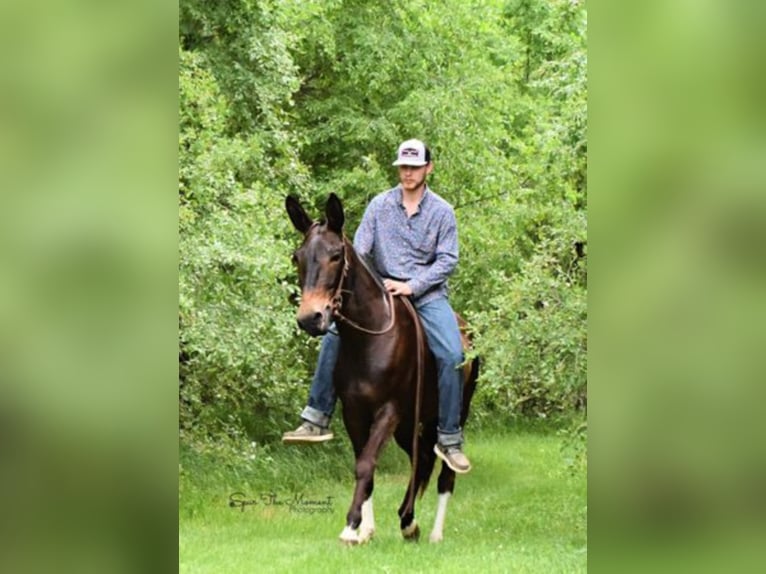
589, 0, 766, 571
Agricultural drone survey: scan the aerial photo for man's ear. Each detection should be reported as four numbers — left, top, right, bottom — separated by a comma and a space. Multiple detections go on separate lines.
285, 195, 313, 234
325, 193, 345, 234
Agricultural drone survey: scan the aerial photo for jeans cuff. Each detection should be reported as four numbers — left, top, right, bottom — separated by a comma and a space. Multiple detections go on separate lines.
301, 405, 331, 428
437, 429, 463, 447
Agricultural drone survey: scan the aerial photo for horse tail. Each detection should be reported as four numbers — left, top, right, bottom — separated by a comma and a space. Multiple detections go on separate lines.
460, 355, 480, 427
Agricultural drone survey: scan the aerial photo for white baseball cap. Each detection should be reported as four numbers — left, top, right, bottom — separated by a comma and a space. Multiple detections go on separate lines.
392, 139, 430, 166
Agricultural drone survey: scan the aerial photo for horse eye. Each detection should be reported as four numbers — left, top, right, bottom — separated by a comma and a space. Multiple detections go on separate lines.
329, 252, 342, 263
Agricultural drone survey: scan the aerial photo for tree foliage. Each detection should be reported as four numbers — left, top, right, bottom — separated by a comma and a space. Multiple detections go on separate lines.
179, 0, 587, 444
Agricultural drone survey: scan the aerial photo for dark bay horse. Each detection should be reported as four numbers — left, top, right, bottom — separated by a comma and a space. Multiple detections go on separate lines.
286, 193, 479, 544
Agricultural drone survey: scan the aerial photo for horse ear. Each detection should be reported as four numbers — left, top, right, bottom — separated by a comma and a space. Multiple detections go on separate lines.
285, 195, 313, 234
325, 193, 345, 234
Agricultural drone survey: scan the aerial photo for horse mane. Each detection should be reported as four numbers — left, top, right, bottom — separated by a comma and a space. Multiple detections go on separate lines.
343, 236, 388, 294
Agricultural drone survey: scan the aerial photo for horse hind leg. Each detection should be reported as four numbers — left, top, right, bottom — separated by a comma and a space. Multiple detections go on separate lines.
425, 335, 477, 543
427, 354, 478, 542
429, 462, 456, 543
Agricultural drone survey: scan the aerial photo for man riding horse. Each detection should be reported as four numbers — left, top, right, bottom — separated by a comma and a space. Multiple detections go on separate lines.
283, 139, 471, 475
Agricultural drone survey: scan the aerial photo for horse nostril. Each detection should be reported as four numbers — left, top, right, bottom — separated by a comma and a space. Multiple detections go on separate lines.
296, 309, 329, 336
297, 312, 324, 331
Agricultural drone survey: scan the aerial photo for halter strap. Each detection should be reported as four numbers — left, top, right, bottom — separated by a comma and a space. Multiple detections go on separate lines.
330, 238, 396, 336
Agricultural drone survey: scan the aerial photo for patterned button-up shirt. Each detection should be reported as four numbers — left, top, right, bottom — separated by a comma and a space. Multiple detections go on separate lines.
353, 185, 459, 307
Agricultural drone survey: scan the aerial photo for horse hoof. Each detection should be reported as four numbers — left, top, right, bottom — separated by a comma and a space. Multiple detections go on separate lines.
429, 531, 443, 543
401, 521, 420, 541
339, 526, 361, 545
340, 525, 374, 545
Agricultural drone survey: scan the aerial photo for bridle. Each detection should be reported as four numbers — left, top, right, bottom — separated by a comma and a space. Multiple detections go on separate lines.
328, 237, 397, 336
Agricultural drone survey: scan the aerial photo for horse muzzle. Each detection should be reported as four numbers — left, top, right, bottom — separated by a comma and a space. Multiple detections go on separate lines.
296, 305, 333, 337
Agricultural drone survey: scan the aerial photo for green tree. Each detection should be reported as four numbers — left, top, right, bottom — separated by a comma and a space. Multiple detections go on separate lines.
178, 0, 588, 446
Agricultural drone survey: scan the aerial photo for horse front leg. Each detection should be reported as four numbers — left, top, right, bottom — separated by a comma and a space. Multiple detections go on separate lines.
339, 402, 399, 545
396, 423, 438, 542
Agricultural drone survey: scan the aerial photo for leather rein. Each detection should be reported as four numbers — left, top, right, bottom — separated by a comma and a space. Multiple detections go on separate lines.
329, 238, 396, 335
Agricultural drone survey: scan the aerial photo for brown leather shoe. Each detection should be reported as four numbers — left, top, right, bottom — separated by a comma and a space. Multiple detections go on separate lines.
434, 443, 472, 474
282, 421, 334, 444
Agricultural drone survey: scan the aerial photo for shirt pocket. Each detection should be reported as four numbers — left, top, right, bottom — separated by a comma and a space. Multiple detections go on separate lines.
415, 230, 438, 259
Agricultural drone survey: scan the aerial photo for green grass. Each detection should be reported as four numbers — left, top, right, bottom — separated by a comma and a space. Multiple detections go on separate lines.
179, 428, 586, 573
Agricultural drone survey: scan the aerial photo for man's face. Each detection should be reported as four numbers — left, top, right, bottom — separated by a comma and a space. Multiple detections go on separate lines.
398, 163, 432, 193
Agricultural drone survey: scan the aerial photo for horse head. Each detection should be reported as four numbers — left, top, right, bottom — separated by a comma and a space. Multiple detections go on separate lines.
285, 193, 347, 336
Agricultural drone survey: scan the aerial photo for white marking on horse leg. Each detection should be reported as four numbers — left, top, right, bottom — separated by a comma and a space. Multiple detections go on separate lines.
339, 525, 361, 545
359, 497, 375, 542
429, 492, 451, 543
401, 519, 419, 540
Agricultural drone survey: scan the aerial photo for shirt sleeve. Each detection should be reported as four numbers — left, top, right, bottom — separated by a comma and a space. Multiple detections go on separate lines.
406, 208, 459, 298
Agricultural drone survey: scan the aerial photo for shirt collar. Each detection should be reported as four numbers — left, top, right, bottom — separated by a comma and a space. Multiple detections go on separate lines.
395, 185, 430, 211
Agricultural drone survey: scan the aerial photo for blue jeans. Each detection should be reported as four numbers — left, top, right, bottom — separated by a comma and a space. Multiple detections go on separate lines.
301, 297, 465, 447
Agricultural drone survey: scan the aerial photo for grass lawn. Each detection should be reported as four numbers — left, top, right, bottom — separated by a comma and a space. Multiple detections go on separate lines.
179, 428, 586, 573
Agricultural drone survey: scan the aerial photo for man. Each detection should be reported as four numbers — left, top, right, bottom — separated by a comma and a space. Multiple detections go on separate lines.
282, 139, 471, 474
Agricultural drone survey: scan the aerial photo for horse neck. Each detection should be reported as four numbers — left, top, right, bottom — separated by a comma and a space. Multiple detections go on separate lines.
341, 241, 392, 330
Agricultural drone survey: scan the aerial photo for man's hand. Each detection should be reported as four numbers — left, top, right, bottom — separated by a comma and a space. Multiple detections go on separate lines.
383, 279, 413, 297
